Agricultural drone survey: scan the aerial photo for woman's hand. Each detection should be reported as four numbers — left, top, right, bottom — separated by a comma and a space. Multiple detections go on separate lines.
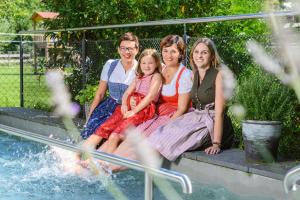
129, 96, 137, 109
121, 104, 128, 115
123, 110, 136, 118
205, 144, 221, 155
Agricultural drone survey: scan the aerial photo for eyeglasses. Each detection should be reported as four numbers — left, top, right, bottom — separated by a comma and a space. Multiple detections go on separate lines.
119, 46, 136, 53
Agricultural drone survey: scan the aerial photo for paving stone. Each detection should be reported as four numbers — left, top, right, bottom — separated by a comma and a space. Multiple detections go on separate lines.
182, 149, 300, 180
248, 161, 300, 180
0, 107, 84, 129
183, 149, 249, 172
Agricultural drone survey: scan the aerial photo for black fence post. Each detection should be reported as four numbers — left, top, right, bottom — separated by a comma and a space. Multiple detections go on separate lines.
81, 32, 87, 115
19, 37, 24, 107
33, 40, 37, 74
81, 31, 87, 89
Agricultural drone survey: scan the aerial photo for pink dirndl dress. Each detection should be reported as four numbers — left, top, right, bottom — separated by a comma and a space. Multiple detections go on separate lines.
146, 105, 215, 161
94, 74, 160, 138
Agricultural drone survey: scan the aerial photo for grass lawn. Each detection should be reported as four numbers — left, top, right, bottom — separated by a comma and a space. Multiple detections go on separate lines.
0, 64, 51, 110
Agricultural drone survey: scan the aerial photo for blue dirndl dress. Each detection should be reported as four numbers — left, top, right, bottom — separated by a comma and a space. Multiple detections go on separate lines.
80, 60, 129, 139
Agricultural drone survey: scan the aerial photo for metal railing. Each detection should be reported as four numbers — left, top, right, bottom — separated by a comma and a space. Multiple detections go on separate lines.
0, 124, 192, 199
20, 11, 298, 34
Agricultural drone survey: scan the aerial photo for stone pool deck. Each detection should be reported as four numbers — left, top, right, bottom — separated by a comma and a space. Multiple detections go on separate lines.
0, 107, 299, 200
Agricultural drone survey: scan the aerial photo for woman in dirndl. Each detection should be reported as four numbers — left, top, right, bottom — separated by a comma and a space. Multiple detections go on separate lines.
146, 37, 235, 161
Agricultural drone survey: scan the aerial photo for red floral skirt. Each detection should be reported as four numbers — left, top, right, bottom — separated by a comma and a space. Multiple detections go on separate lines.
94, 92, 156, 138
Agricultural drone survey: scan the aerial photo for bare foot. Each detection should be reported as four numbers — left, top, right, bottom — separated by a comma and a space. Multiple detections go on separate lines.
77, 158, 91, 168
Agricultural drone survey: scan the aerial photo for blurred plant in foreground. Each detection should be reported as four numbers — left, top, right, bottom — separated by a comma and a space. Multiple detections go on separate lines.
46, 70, 81, 143
245, 0, 300, 198
125, 127, 183, 200
46, 70, 128, 200
246, 3, 300, 101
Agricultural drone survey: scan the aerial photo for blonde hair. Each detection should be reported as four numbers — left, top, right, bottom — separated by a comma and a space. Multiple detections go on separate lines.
189, 37, 221, 72
136, 49, 162, 77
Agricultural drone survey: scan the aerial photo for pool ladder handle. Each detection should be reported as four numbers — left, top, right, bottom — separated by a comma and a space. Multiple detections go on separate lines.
284, 165, 300, 193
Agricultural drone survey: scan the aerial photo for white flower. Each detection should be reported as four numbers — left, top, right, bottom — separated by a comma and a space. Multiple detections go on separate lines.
125, 127, 160, 169
247, 41, 281, 74
229, 104, 246, 120
220, 64, 236, 100
46, 70, 79, 118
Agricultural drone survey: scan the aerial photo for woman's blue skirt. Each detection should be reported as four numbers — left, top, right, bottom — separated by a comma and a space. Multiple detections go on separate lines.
80, 97, 119, 139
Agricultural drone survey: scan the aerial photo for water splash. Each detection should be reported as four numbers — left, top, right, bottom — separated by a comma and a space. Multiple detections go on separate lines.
0, 134, 142, 200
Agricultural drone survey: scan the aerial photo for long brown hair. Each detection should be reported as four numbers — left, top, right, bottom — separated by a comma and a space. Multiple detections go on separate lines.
136, 49, 162, 77
189, 37, 221, 72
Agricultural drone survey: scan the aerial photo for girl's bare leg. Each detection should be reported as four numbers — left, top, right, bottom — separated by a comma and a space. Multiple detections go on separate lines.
97, 140, 109, 152
108, 135, 162, 172
77, 134, 103, 167
109, 138, 138, 172
80, 134, 104, 152
98, 133, 122, 154
96, 133, 122, 168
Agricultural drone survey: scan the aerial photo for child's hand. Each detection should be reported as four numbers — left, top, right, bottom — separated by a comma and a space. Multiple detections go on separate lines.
129, 96, 137, 109
123, 110, 136, 118
121, 104, 128, 115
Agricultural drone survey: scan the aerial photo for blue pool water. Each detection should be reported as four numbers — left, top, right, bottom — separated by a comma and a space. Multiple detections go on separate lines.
0, 131, 273, 200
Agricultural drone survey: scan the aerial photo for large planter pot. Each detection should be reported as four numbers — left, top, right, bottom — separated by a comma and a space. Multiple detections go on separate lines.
242, 120, 282, 163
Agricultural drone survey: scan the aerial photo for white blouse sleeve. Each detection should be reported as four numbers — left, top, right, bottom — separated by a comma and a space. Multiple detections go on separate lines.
178, 68, 193, 94
100, 59, 114, 81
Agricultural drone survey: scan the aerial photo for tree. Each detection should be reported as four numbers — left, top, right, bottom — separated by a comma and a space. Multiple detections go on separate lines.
0, 0, 45, 51
41, 0, 268, 99
42, 0, 267, 39
0, 0, 44, 33
42, 0, 268, 70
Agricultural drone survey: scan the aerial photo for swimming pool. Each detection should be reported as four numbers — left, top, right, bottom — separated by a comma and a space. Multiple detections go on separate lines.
0, 131, 273, 200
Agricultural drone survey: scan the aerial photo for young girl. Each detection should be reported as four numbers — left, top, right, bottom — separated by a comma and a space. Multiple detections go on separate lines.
80, 49, 162, 154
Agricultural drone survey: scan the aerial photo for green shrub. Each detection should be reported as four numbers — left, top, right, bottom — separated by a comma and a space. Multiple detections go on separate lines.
230, 66, 300, 159
233, 66, 295, 123
278, 104, 300, 160
75, 84, 98, 105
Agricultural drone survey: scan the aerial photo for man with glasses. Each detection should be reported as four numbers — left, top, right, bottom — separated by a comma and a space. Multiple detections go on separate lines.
80, 32, 139, 144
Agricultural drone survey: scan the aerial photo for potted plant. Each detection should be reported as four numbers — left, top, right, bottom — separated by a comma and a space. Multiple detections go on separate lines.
75, 84, 98, 119
233, 67, 295, 162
